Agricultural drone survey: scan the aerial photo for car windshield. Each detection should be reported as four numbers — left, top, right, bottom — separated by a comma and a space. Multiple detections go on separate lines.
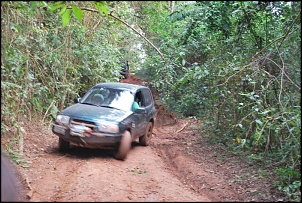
80, 87, 134, 111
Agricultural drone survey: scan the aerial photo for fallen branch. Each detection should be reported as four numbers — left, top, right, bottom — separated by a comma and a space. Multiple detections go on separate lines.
25, 177, 32, 191
25, 177, 33, 199
176, 122, 189, 133
42, 100, 55, 123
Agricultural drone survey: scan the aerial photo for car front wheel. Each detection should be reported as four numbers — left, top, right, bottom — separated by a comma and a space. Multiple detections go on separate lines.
139, 122, 153, 146
59, 137, 70, 151
115, 131, 131, 160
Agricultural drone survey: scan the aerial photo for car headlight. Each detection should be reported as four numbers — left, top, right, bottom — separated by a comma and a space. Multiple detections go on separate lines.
55, 115, 70, 126
98, 122, 119, 133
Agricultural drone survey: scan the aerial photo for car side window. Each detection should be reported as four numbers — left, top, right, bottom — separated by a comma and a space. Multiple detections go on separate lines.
134, 91, 144, 107
142, 88, 153, 106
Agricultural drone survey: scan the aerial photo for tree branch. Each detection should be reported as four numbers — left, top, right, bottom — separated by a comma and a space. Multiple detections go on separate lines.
277, 8, 301, 50
67, 7, 165, 60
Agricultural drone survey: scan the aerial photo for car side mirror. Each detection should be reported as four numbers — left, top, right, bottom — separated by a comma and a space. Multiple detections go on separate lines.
134, 107, 146, 114
74, 98, 81, 103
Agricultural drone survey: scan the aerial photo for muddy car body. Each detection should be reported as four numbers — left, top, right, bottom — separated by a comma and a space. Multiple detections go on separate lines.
52, 82, 156, 160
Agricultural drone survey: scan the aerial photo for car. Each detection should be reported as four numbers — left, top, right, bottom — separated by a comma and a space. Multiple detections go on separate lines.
52, 82, 156, 160
120, 61, 129, 79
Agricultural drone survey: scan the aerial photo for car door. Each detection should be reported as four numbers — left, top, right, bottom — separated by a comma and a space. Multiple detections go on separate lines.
132, 90, 147, 138
141, 88, 156, 122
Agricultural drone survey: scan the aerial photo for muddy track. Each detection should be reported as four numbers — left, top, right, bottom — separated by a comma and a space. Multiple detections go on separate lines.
16, 129, 214, 202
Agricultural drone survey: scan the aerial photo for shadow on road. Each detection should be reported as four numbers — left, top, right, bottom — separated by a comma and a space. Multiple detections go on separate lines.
47, 141, 143, 160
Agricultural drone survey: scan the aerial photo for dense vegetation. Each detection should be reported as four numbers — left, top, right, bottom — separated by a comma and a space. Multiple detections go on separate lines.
1, 1, 300, 201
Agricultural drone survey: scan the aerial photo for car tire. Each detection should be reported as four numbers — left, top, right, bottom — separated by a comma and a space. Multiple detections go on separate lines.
139, 122, 153, 146
59, 137, 70, 151
115, 131, 131, 160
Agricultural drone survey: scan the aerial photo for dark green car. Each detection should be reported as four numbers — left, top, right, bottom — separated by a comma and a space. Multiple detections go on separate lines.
52, 82, 156, 160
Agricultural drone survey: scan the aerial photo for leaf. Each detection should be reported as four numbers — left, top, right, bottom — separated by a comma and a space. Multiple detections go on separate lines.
29, 1, 37, 13
62, 9, 72, 27
232, 9, 241, 14
48, 1, 64, 12
51, 104, 58, 119
72, 5, 83, 22
95, 2, 108, 16
260, 110, 270, 115
255, 119, 263, 126
236, 137, 241, 143
59, 5, 67, 15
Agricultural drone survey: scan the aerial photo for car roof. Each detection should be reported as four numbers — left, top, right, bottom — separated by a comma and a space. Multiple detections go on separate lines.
94, 82, 149, 92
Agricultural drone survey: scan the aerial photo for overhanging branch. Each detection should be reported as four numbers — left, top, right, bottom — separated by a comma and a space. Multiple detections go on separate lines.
68, 7, 165, 60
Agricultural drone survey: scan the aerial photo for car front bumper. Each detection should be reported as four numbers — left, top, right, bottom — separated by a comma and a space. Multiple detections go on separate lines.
52, 124, 123, 149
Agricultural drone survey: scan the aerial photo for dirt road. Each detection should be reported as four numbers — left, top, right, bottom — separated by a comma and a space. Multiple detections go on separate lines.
15, 118, 241, 202
12, 75, 284, 202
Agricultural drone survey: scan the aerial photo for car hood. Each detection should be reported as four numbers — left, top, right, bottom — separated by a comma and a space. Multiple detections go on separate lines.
59, 103, 132, 123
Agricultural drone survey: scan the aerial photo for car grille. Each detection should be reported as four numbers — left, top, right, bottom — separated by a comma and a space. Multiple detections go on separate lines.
71, 119, 96, 129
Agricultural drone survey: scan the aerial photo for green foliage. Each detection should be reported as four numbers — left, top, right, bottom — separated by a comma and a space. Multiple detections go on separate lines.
46, 1, 108, 27
3, 144, 29, 168
137, 1, 301, 200
277, 168, 301, 201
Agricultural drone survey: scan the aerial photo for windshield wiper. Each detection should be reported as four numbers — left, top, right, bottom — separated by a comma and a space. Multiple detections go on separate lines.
100, 105, 119, 109
81, 102, 99, 107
